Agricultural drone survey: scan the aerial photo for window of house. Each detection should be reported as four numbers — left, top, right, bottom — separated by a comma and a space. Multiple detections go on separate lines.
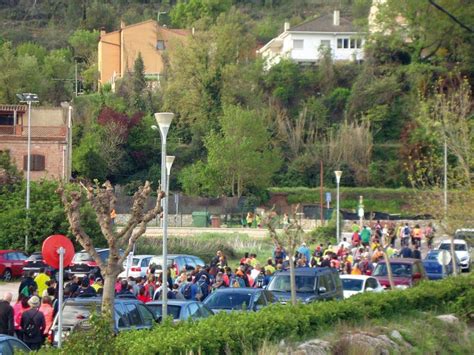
156, 40, 165, 50
338, 38, 362, 49
23, 154, 45, 171
293, 39, 304, 49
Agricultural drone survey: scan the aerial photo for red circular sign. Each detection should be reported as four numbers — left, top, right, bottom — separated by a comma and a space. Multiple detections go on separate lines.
42, 234, 75, 269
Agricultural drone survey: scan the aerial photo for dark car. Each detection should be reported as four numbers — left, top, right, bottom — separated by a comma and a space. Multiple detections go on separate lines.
267, 267, 343, 304
22, 251, 56, 277
0, 250, 28, 281
146, 300, 214, 322
203, 288, 275, 313
423, 250, 461, 280
67, 248, 123, 278
49, 296, 156, 346
0, 335, 31, 354
373, 258, 428, 289
148, 254, 205, 276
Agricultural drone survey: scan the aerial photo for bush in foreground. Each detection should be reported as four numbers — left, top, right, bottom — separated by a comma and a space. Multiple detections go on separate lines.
112, 274, 473, 354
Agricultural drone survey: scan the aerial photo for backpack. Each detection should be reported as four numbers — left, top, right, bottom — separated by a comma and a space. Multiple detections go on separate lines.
403, 226, 410, 237
24, 311, 40, 338
183, 283, 193, 299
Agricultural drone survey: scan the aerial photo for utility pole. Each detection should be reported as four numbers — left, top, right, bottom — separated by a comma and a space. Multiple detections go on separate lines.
320, 160, 324, 225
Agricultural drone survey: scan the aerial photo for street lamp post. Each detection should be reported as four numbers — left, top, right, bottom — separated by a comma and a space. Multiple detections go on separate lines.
17, 93, 39, 252
60, 102, 73, 181
334, 170, 342, 245
154, 112, 174, 319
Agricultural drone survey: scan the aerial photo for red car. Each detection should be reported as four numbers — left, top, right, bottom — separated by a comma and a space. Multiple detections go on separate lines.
373, 258, 427, 289
0, 250, 29, 281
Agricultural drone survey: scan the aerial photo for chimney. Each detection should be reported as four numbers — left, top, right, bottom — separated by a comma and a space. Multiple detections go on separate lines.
333, 10, 340, 26
192, 27, 195, 36
120, 20, 126, 29
284, 22, 290, 32
100, 28, 106, 36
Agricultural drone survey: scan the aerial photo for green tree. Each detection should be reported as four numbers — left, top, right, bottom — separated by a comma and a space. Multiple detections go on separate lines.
170, 0, 232, 27
205, 105, 281, 197
68, 29, 99, 64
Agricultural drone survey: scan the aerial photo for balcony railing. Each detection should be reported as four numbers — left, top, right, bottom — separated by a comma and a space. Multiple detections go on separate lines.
0, 125, 66, 138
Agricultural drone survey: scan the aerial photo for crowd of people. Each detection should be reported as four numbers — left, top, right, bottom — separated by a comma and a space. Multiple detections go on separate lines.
0, 220, 436, 349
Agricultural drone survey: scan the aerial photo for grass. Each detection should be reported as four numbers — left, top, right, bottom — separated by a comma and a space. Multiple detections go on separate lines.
258, 310, 474, 354
135, 232, 275, 268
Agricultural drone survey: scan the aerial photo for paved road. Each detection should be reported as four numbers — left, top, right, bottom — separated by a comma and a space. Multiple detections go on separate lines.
0, 281, 20, 302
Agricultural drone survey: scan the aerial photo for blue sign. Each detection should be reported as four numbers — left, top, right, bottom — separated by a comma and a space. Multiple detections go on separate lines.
325, 192, 331, 202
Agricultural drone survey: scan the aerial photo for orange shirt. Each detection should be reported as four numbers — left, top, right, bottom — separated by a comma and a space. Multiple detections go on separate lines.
351, 268, 362, 275
40, 303, 54, 335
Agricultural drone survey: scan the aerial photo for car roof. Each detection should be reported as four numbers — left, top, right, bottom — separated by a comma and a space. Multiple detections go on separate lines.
150, 254, 200, 258
377, 258, 420, 264
275, 267, 335, 276
65, 296, 141, 305
211, 287, 261, 294
340, 275, 372, 280
0, 250, 21, 253
440, 239, 467, 245
147, 300, 197, 306
131, 255, 154, 259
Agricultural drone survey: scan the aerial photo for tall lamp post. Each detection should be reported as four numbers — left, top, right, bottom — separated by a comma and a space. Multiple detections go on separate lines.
334, 170, 342, 245
16, 93, 39, 252
60, 102, 73, 181
154, 112, 174, 319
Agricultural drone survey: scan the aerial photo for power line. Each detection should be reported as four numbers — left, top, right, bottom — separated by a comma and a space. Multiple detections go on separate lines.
428, 0, 473, 33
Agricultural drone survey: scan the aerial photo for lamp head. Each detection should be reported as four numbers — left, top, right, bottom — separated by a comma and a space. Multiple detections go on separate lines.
166, 155, 175, 173
154, 112, 174, 139
334, 170, 342, 184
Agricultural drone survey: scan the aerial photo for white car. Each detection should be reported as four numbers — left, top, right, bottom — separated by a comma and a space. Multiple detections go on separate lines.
340, 275, 384, 299
437, 239, 471, 272
118, 255, 154, 279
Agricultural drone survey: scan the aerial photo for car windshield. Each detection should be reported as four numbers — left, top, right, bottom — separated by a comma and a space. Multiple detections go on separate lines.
426, 252, 440, 260
73, 252, 94, 262
342, 279, 363, 291
439, 243, 466, 251
204, 292, 252, 310
146, 304, 181, 319
268, 275, 316, 293
149, 257, 173, 269
374, 263, 412, 277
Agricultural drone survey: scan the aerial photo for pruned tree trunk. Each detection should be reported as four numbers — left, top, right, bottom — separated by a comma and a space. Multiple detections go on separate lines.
381, 235, 395, 289
57, 181, 164, 327
450, 234, 457, 276
288, 248, 297, 305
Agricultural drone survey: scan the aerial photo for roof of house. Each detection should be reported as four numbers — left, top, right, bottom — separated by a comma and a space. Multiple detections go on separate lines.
290, 13, 357, 33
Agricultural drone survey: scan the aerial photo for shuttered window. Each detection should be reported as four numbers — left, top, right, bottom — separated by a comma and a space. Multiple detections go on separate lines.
23, 154, 45, 171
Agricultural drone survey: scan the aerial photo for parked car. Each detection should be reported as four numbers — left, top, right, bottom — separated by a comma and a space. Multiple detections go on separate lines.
455, 229, 474, 245
203, 288, 275, 313
146, 300, 214, 322
118, 255, 153, 279
67, 248, 124, 278
373, 258, 427, 289
0, 335, 31, 354
340, 275, 384, 298
23, 251, 57, 278
147, 254, 205, 276
48, 296, 156, 346
267, 267, 343, 303
423, 249, 461, 280
436, 239, 471, 272
0, 250, 28, 281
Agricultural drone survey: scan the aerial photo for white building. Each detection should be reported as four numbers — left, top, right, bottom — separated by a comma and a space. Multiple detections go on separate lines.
257, 11, 365, 69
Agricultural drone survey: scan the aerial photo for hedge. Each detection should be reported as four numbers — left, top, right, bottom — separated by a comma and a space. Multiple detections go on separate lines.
115, 274, 473, 354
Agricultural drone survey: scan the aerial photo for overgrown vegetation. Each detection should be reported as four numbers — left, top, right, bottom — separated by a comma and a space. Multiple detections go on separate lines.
1, 0, 471, 202
104, 274, 472, 354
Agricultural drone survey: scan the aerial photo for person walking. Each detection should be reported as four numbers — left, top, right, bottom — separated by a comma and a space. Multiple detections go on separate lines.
34, 268, 50, 298
39, 296, 54, 336
20, 296, 45, 350
0, 292, 14, 336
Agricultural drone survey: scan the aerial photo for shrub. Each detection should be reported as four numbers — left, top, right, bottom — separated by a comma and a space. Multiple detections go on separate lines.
115, 274, 473, 354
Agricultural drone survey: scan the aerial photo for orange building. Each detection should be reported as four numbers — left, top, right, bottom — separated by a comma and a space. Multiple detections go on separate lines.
98, 20, 189, 86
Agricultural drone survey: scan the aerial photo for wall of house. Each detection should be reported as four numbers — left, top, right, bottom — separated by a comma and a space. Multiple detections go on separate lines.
0, 138, 67, 180
31, 108, 64, 126
98, 31, 121, 84
283, 33, 364, 62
